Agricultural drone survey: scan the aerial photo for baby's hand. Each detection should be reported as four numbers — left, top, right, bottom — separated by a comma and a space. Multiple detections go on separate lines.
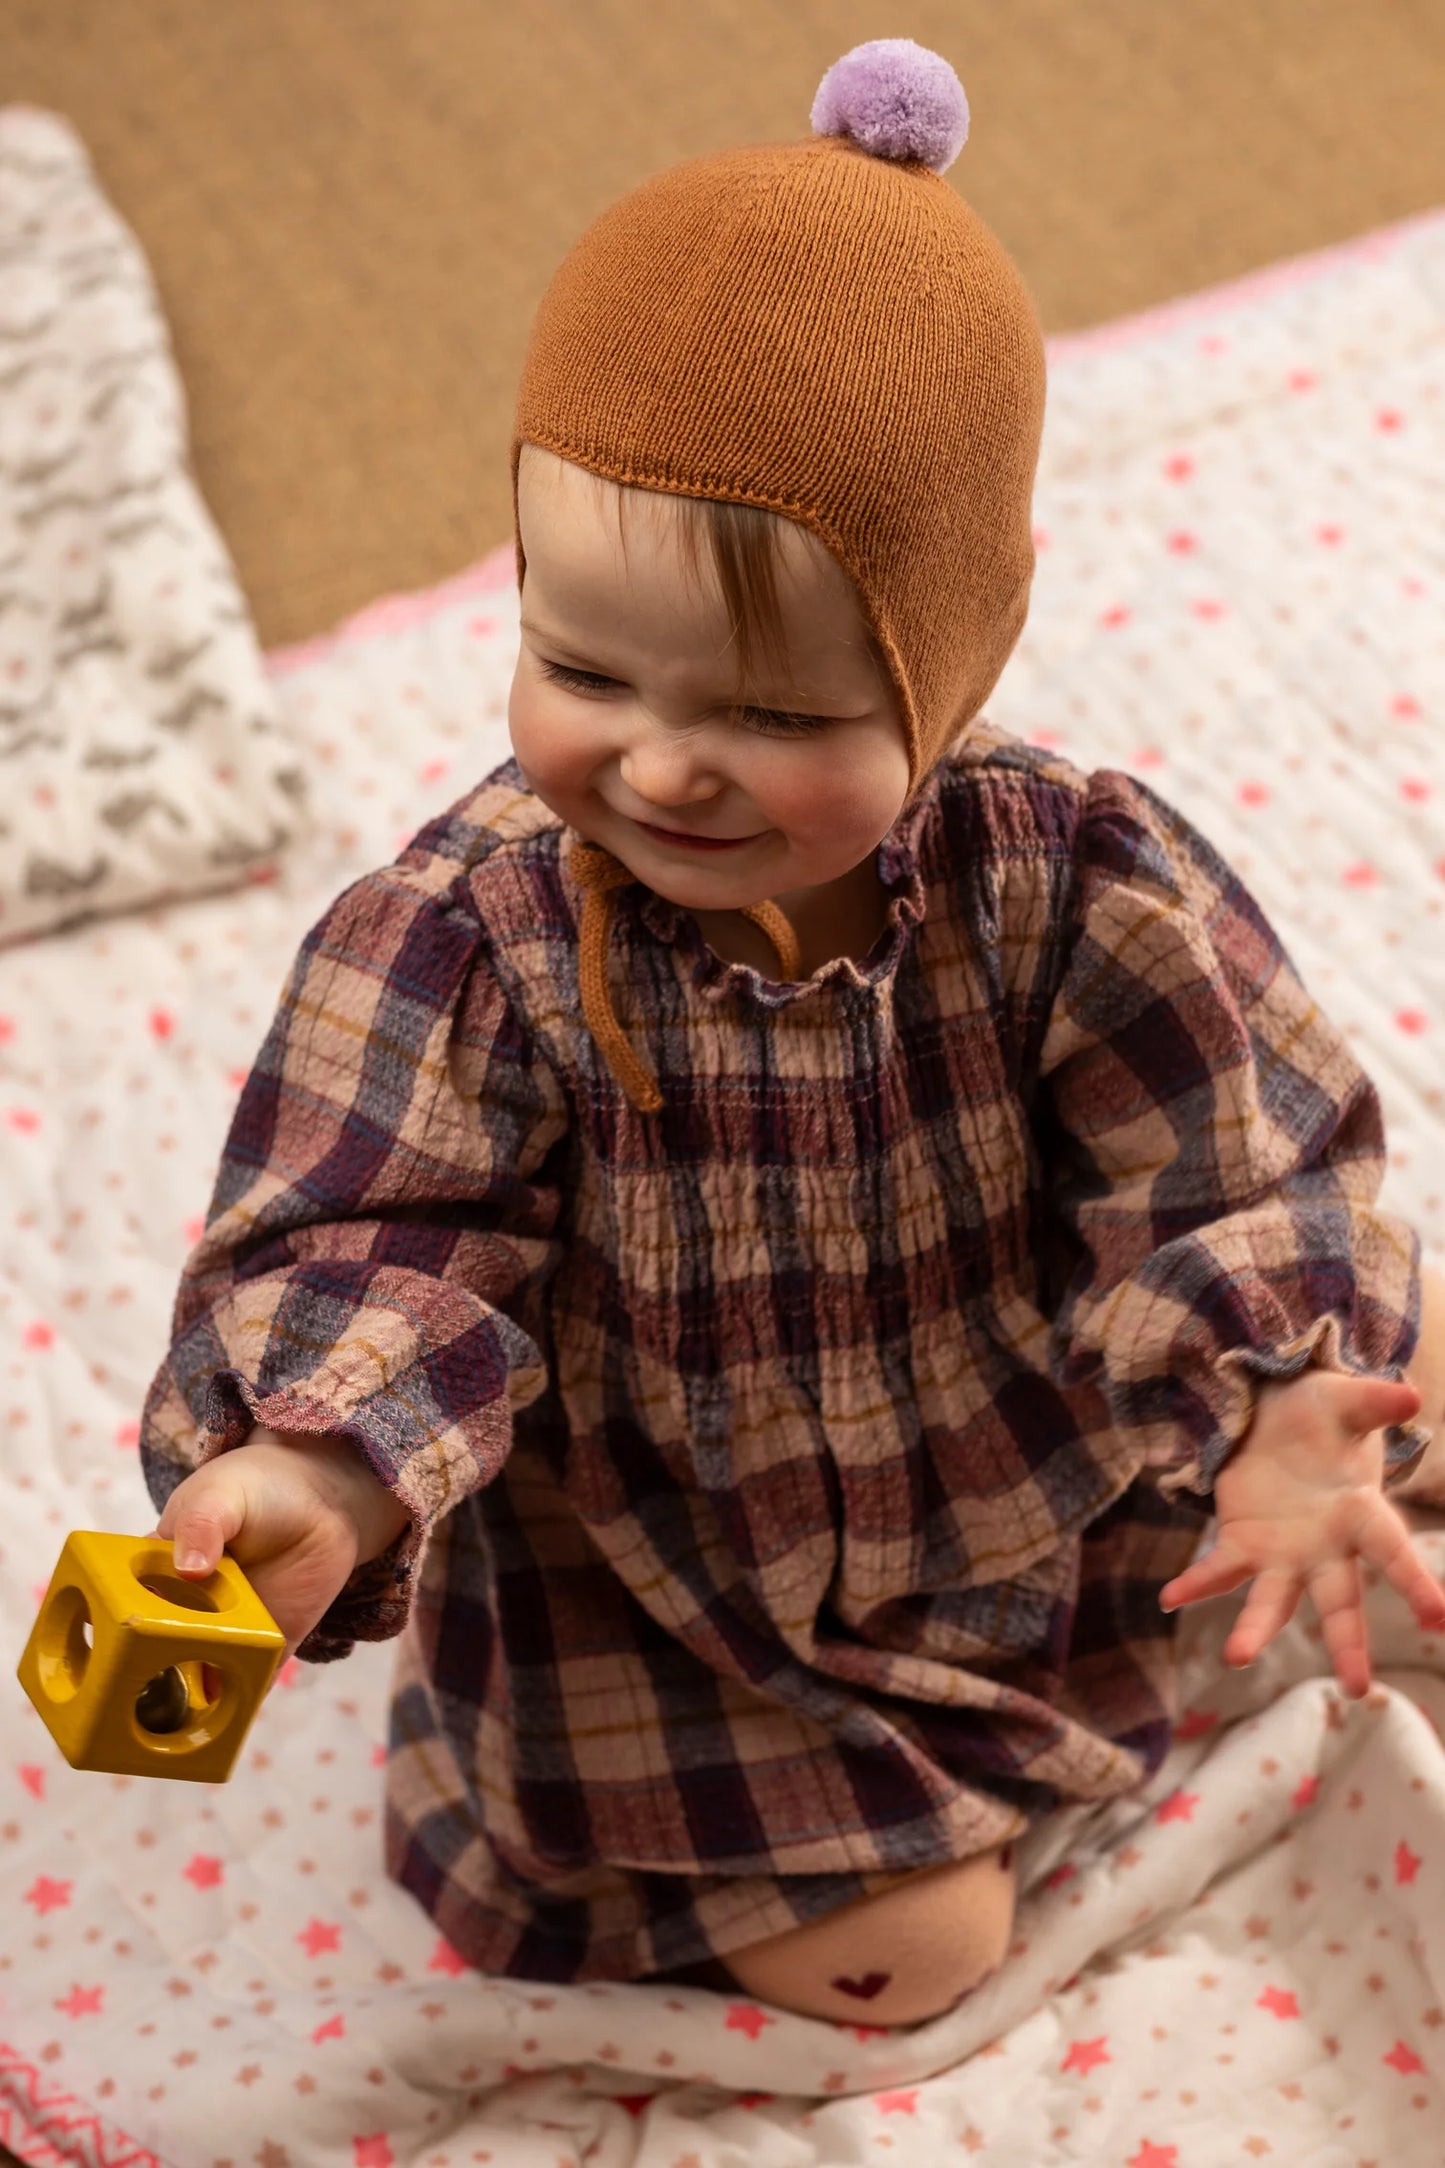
1159, 1370, 1445, 1699
155, 1427, 412, 1666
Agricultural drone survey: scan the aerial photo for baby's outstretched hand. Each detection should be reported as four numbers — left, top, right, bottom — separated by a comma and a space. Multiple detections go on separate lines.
1158, 1370, 1445, 1699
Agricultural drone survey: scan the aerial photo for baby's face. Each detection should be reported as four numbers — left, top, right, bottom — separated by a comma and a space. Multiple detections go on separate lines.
509, 446, 910, 914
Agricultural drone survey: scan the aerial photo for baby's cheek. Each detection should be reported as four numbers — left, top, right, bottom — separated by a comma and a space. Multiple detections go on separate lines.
767, 733, 909, 853
509, 702, 589, 809
780, 779, 897, 861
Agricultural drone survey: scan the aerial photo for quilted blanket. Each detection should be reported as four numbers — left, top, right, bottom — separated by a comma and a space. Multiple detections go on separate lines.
2, 189, 1444, 2167
0, 108, 302, 947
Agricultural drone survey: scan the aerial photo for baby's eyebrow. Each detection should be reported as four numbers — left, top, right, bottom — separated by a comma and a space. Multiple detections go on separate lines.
519, 618, 595, 658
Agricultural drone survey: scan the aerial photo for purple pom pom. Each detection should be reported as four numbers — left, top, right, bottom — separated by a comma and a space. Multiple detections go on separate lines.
810, 38, 969, 175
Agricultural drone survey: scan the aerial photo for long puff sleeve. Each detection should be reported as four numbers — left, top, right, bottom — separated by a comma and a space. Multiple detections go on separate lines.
139, 832, 568, 1659
1037, 768, 1428, 1503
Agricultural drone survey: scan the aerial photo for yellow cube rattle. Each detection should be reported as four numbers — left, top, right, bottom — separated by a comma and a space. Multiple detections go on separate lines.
17, 1531, 285, 1784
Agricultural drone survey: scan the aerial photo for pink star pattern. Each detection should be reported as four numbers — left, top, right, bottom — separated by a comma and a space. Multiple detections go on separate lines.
1292, 1775, 1320, 1812
874, 2091, 917, 2115
296, 1918, 342, 1958
1257, 1987, 1300, 2020
55, 1983, 104, 2018
353, 2140, 394, 2168
1383, 2042, 1425, 2076
1394, 1841, 1422, 1885
1062, 2037, 1111, 2075
724, 2004, 774, 2041
1154, 1789, 1200, 1824
426, 1937, 468, 1976
182, 1854, 224, 1890
24, 1874, 72, 1915
1129, 2142, 1178, 2168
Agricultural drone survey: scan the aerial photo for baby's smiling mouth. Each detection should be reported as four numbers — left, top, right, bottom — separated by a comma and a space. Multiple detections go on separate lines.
633, 818, 759, 851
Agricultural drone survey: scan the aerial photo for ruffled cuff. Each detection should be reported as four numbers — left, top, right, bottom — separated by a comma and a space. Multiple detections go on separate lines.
188, 1371, 433, 1663
1156, 1310, 1433, 1503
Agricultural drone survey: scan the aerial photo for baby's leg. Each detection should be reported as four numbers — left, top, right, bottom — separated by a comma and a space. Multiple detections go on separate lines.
1391, 1264, 1445, 1505
716, 1843, 1017, 2027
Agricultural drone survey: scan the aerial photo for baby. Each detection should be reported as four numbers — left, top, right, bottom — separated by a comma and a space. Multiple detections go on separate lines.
139, 41, 1445, 2029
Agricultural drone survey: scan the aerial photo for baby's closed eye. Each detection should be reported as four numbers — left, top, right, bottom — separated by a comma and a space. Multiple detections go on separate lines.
536, 656, 834, 738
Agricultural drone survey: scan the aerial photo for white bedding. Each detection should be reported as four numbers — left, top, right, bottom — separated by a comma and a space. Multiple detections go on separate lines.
2, 197, 1444, 2167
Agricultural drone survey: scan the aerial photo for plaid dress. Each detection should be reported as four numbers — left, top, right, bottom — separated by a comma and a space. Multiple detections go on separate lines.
139, 723, 1426, 1983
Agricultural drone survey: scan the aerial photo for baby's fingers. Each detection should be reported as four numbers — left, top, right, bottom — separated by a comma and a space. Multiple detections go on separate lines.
1356, 1492, 1445, 1631
1222, 1568, 1303, 1668
1160, 1538, 1254, 1614
1307, 1555, 1371, 1699
155, 1459, 248, 1577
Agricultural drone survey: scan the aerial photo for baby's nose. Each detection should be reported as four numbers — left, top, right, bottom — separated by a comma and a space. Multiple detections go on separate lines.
619, 732, 722, 808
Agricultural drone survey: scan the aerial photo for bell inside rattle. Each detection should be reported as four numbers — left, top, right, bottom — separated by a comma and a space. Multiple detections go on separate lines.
135, 1664, 191, 1733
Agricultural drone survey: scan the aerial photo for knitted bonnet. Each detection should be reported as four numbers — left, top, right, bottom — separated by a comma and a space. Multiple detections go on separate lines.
508, 38, 1048, 1109
511, 37, 1047, 782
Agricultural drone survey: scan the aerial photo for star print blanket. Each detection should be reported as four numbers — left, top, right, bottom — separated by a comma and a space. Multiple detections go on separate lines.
3, 173, 1445, 2168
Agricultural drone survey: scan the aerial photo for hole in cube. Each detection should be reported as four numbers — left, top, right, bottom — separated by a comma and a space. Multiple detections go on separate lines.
137, 1572, 221, 1614
35, 1585, 92, 1702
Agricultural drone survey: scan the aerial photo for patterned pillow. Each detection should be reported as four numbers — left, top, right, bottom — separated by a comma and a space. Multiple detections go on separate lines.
0, 107, 303, 946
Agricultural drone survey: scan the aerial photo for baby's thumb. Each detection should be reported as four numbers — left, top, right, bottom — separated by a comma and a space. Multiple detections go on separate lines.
1330, 1371, 1423, 1438
156, 1462, 247, 1577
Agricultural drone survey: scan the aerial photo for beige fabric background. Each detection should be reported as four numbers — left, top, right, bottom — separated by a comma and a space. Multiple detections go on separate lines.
6, 1, 1445, 649
7, 1, 1445, 650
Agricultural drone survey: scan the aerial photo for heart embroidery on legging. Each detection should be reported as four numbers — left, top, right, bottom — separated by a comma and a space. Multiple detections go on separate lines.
830, 1971, 891, 1999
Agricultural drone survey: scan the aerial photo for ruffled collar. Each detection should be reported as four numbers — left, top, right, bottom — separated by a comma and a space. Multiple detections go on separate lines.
566, 772, 939, 1103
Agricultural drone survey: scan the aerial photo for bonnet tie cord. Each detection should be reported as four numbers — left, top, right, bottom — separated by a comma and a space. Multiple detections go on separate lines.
741, 898, 802, 983
572, 842, 663, 1115
570, 841, 802, 1113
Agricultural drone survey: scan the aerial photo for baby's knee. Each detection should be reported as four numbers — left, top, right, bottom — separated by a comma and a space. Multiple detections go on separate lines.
720, 1842, 1016, 2028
